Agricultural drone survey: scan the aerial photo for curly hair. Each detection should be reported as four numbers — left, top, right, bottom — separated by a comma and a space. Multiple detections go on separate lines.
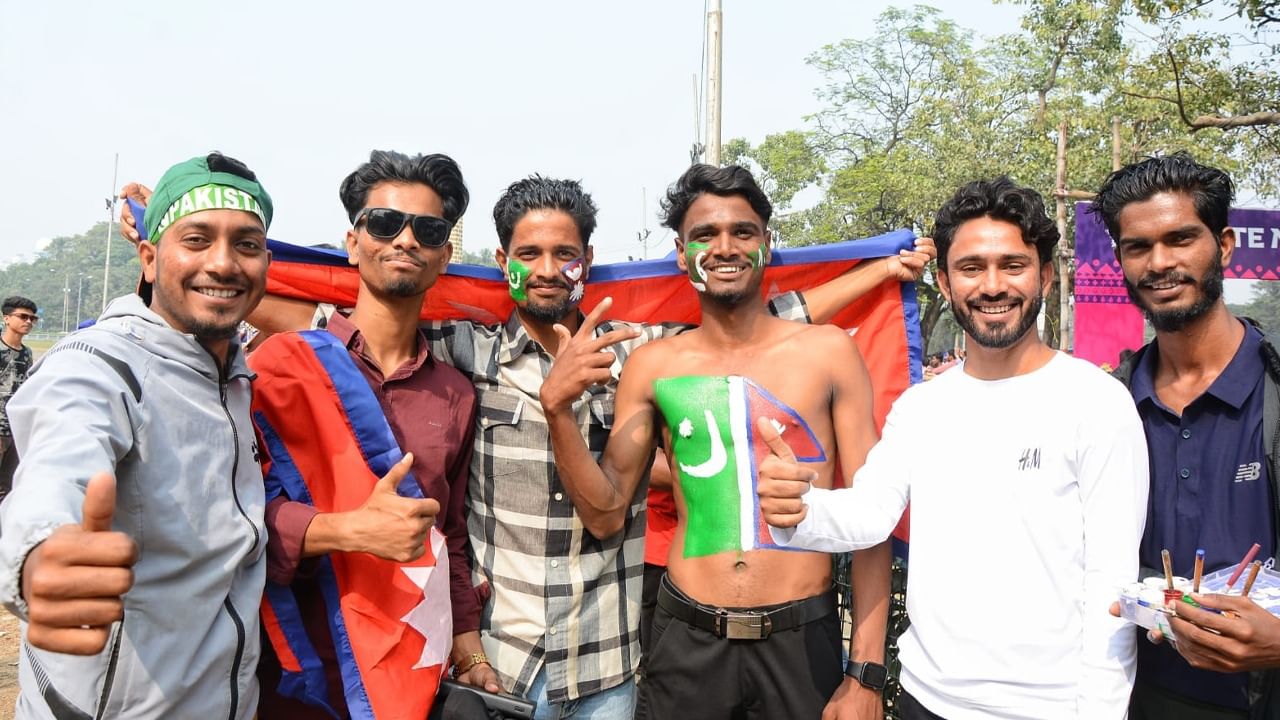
659, 164, 772, 234
491, 176, 598, 251
339, 150, 469, 225
1090, 151, 1234, 242
932, 177, 1059, 269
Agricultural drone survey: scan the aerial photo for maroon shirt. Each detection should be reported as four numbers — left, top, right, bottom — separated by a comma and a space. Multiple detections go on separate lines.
258, 312, 479, 719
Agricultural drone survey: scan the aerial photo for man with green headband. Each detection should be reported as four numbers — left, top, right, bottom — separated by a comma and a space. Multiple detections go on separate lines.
0, 152, 272, 719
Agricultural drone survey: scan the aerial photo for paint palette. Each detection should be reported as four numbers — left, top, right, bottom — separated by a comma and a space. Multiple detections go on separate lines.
1116, 561, 1280, 641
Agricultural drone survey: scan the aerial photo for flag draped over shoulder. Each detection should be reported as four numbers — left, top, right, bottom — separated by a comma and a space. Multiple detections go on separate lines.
251, 330, 452, 720
264, 230, 921, 543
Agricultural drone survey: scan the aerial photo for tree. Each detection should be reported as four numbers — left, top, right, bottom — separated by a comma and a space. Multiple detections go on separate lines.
0, 222, 142, 333
727, 2, 1273, 352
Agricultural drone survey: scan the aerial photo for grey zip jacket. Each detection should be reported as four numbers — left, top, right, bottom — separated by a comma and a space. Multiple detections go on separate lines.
0, 294, 266, 720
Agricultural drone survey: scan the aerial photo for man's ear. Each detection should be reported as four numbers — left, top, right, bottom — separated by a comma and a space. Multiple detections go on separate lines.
345, 230, 359, 267
674, 237, 688, 272
764, 229, 773, 264
495, 247, 508, 274
138, 240, 158, 283
1220, 226, 1236, 268
583, 245, 594, 282
936, 267, 952, 305
1040, 259, 1057, 296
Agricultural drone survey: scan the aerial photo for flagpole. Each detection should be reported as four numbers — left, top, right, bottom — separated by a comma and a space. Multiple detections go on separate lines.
101, 153, 118, 313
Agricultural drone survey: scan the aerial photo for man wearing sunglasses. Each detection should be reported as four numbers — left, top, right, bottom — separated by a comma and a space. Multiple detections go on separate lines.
248, 150, 494, 720
0, 295, 36, 499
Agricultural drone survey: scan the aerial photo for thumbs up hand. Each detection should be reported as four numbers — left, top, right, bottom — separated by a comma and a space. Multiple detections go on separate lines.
341, 454, 440, 563
755, 417, 818, 529
22, 472, 138, 655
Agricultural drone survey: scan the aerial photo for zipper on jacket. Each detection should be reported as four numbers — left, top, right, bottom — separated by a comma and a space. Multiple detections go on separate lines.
222, 597, 246, 720
93, 620, 125, 720
218, 376, 256, 720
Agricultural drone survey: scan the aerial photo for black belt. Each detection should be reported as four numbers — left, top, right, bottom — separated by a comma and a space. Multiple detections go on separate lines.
656, 575, 836, 641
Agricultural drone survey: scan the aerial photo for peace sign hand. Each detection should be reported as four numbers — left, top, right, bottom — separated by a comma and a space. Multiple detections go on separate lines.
539, 297, 640, 413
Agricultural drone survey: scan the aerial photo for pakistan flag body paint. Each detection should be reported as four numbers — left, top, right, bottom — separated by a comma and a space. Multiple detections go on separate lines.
654, 375, 826, 558
507, 258, 532, 302
684, 241, 712, 291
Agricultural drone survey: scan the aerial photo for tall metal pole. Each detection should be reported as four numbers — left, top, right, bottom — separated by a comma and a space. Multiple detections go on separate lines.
703, 0, 723, 166
1112, 116, 1122, 171
101, 153, 118, 313
1055, 121, 1070, 351
61, 272, 69, 334
75, 274, 84, 327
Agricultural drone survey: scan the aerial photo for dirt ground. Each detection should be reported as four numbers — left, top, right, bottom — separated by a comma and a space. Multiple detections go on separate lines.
0, 612, 19, 718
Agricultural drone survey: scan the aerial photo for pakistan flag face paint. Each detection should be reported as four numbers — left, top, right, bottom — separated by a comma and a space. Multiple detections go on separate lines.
507, 258, 532, 302
750, 245, 767, 270
684, 240, 711, 291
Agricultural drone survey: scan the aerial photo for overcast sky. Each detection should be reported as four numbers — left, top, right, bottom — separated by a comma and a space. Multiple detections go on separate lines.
0, 0, 1262, 301
0, 1, 1030, 262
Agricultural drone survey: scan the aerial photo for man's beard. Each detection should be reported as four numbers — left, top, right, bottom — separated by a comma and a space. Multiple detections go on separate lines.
1124, 253, 1224, 332
523, 282, 577, 324
952, 290, 1043, 350
382, 276, 424, 298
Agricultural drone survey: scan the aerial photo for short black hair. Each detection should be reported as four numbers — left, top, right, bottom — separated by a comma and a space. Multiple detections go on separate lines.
339, 150, 469, 224
492, 176, 598, 251
932, 177, 1059, 269
2, 296, 36, 316
1090, 151, 1234, 242
660, 164, 772, 234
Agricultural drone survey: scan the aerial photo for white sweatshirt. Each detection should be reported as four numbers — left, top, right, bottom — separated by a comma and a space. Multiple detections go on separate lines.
773, 353, 1148, 720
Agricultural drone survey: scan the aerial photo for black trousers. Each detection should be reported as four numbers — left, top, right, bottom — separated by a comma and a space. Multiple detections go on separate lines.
897, 689, 949, 720
635, 578, 842, 720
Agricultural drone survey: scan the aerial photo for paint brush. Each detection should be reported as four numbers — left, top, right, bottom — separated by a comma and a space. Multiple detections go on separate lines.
1192, 548, 1205, 593
1227, 543, 1262, 589
1162, 549, 1175, 590
1242, 560, 1264, 597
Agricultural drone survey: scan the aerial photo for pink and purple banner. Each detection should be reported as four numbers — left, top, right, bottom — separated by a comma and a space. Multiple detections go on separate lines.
1073, 202, 1280, 367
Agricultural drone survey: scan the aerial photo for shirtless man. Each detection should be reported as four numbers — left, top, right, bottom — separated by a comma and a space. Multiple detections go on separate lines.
541, 164, 888, 720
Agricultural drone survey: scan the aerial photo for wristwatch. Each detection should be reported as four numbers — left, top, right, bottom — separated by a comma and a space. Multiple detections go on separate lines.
845, 660, 888, 691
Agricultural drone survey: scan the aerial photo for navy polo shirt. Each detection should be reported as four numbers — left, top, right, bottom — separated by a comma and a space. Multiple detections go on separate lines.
1131, 321, 1275, 709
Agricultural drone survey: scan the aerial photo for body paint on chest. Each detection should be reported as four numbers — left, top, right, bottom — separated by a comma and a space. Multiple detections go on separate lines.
507, 258, 531, 302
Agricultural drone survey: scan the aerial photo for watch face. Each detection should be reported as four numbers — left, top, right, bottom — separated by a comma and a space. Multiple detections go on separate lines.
860, 662, 889, 689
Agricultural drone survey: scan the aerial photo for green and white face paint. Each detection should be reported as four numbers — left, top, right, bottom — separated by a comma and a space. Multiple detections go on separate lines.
684, 241, 712, 291
506, 258, 532, 302
749, 245, 767, 270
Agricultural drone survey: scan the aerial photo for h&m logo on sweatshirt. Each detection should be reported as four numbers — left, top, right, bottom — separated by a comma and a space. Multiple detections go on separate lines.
1018, 447, 1041, 471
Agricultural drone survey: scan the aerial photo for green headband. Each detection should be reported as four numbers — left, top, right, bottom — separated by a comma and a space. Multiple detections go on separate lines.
144, 154, 273, 243
153, 185, 266, 240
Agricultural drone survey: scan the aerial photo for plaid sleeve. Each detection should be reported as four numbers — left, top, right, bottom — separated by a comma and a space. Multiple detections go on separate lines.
767, 290, 811, 323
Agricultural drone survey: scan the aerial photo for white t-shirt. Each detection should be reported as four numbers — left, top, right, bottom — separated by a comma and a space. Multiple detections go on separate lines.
773, 352, 1148, 720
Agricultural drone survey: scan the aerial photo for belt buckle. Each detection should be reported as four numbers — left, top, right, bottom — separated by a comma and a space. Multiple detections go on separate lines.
716, 610, 772, 640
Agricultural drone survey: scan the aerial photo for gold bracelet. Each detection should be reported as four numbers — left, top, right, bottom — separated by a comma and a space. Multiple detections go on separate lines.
454, 652, 489, 676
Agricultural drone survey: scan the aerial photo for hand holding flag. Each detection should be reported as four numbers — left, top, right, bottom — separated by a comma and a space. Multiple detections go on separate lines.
755, 417, 819, 529
342, 453, 440, 563
23, 472, 138, 655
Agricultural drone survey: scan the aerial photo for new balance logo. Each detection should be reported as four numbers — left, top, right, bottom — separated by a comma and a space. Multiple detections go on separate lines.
1019, 448, 1041, 471
1235, 462, 1262, 483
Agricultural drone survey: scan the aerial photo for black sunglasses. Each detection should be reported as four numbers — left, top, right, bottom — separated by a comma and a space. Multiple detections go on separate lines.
354, 208, 453, 248
8, 313, 37, 323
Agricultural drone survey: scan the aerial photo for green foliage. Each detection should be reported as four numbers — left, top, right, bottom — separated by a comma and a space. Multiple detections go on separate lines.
1231, 281, 1280, 333
726, 1, 1276, 350
453, 247, 498, 267
0, 222, 142, 334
